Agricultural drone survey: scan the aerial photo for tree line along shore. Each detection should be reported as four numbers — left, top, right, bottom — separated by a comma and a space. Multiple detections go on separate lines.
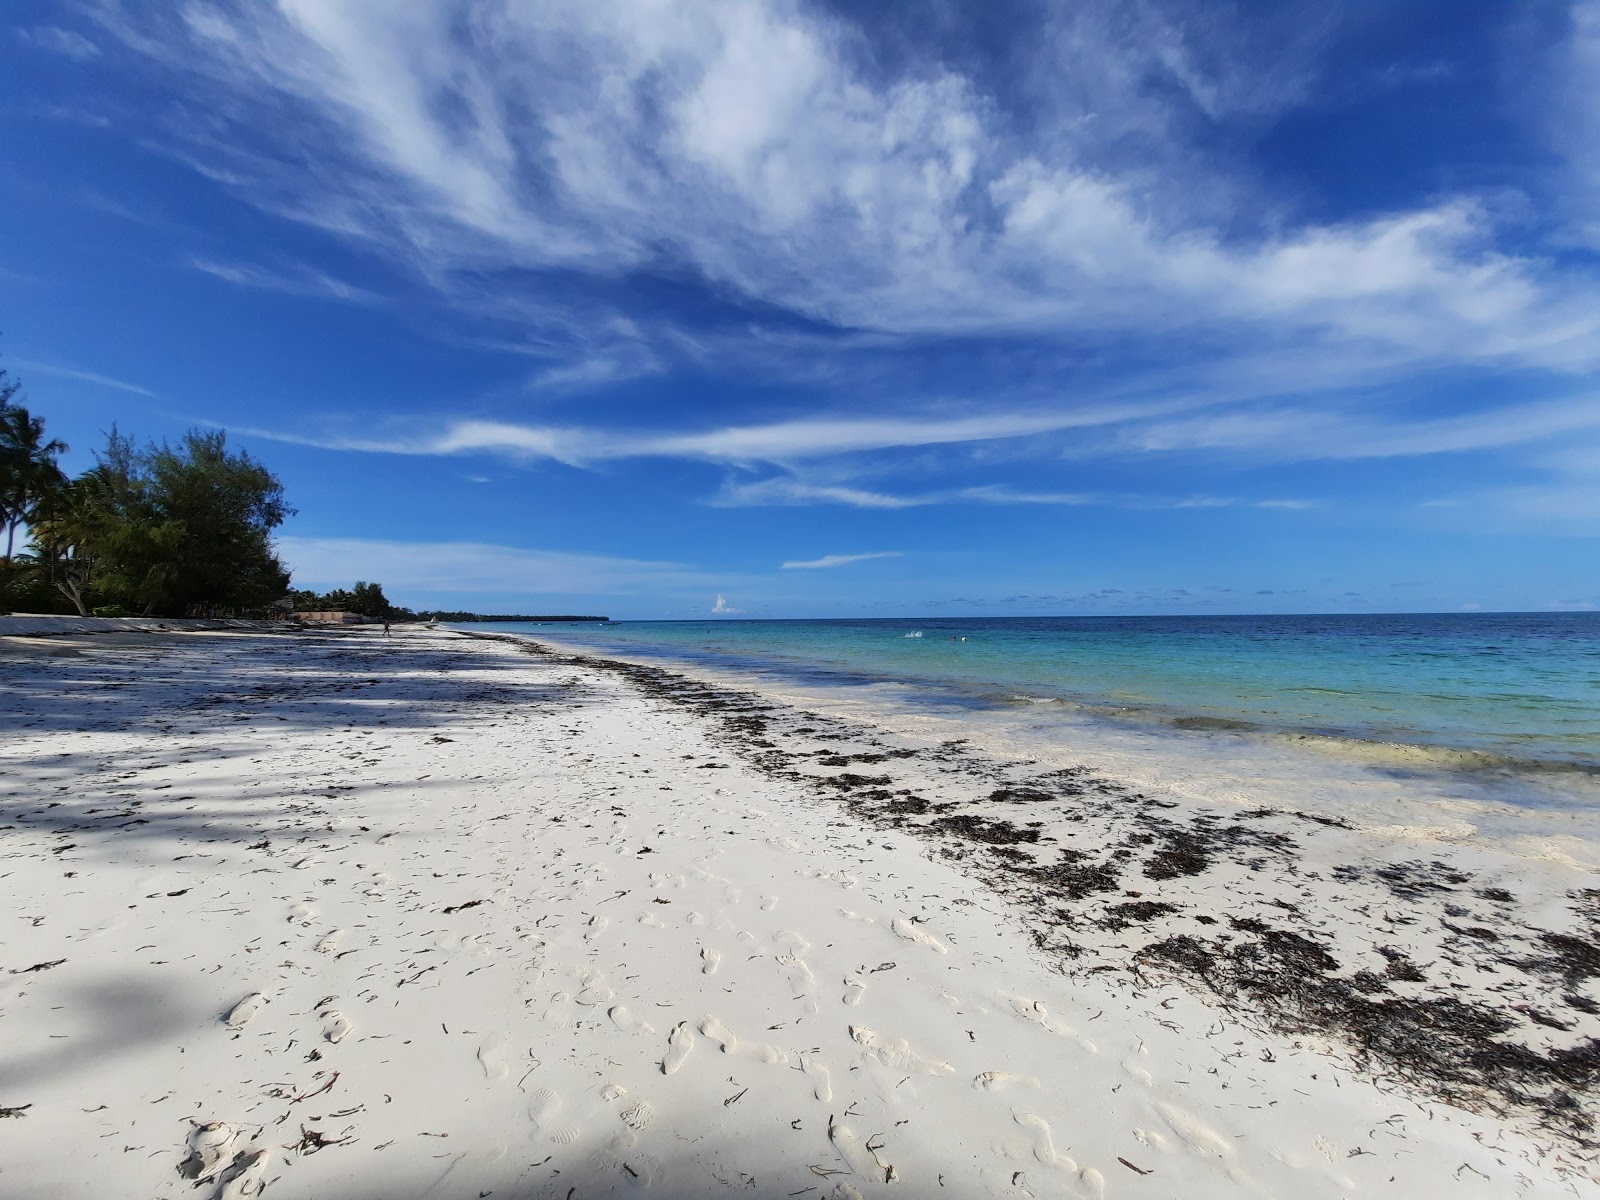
0, 358, 594, 625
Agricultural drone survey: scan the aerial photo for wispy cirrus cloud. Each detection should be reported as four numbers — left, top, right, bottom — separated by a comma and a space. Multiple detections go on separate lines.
88, 0, 1600, 376
11, 359, 158, 398
781, 552, 903, 570
277, 535, 723, 595
232, 404, 1163, 468
188, 257, 381, 304
59, 0, 1600, 553
231, 389, 1600, 486
20, 26, 102, 62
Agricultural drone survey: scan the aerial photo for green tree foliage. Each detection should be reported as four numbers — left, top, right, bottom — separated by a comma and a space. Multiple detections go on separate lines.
0, 367, 69, 563
32, 428, 293, 616
291, 580, 396, 618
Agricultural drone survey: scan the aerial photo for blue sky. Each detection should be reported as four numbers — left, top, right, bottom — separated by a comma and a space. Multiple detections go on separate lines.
3, 1, 1599, 618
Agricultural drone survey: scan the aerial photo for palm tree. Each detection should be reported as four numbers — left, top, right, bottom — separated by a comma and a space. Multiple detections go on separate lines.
0, 386, 69, 564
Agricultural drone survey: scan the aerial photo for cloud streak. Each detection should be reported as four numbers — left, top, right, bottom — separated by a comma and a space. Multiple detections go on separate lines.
277, 536, 718, 595
91, 1, 1600, 376
188, 256, 382, 304
781, 552, 903, 569
11, 359, 158, 398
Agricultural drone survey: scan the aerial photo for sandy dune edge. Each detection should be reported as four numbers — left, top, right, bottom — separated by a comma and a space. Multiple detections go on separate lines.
0, 627, 1591, 1198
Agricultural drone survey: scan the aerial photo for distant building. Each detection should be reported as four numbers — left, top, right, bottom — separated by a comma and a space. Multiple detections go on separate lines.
296, 611, 368, 624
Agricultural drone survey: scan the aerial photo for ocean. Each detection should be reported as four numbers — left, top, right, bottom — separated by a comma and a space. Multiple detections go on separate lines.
470, 613, 1600, 769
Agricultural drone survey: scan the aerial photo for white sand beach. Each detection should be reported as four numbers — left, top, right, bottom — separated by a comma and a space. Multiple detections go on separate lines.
3, 625, 1597, 1198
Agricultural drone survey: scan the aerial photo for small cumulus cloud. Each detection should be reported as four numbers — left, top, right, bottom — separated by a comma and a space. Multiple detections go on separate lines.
711, 594, 742, 614
781, 552, 903, 570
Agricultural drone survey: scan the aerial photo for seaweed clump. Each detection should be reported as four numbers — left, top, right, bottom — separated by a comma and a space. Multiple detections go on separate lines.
929, 815, 1041, 845
1138, 922, 1600, 1147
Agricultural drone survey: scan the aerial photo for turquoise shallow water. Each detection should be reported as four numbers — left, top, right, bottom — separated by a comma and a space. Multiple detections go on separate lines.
469, 614, 1600, 769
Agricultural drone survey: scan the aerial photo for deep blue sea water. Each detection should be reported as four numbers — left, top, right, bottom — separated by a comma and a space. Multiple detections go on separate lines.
468, 614, 1600, 769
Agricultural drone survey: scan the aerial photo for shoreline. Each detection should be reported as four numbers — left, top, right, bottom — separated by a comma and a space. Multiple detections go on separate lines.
466, 614, 1600, 775
516, 627, 1600, 869
2, 626, 1596, 1197
485, 630, 1600, 1145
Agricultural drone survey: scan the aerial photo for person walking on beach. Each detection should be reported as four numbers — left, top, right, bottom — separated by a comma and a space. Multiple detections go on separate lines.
382, 616, 391, 637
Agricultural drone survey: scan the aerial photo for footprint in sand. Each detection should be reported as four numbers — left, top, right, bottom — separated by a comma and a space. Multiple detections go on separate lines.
686, 911, 707, 926
584, 915, 609, 943
529, 1088, 581, 1144
700, 947, 722, 976
828, 1116, 896, 1184
776, 953, 815, 986
592, 1132, 662, 1186
849, 1025, 953, 1076
842, 977, 866, 1006
619, 1100, 656, 1131
889, 917, 948, 953
313, 930, 343, 955
760, 895, 778, 911
576, 973, 615, 1006
179, 1120, 241, 1182
1133, 1125, 1174, 1152
799, 1052, 833, 1102
215, 1148, 271, 1199
973, 1071, 1041, 1093
1153, 1099, 1233, 1158
477, 1033, 509, 1080
287, 902, 317, 927
1121, 1045, 1154, 1085
700, 1015, 788, 1064
660, 1021, 695, 1075
318, 1007, 353, 1043
1013, 1112, 1078, 1173
543, 992, 575, 1029
224, 992, 267, 1029
1001, 993, 1098, 1053
609, 1005, 656, 1035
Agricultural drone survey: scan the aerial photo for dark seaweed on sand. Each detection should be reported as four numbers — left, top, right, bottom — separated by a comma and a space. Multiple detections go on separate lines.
1138, 923, 1600, 1145
472, 631, 1600, 1156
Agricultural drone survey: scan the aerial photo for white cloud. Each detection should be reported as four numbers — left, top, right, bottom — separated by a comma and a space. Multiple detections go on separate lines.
781, 552, 903, 570
1553, 0, 1600, 247
956, 485, 1096, 506
22, 26, 102, 61
277, 535, 717, 594
94, 1, 1600, 371
237, 403, 1168, 469
189, 257, 381, 304
708, 477, 923, 509
1090, 393, 1600, 461
11, 359, 158, 398
710, 593, 742, 614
